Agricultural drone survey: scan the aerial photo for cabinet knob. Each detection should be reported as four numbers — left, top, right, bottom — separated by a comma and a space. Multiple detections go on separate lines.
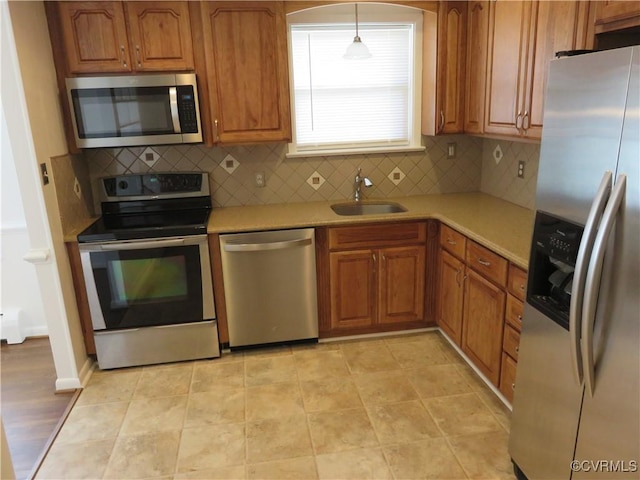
515, 346, 519, 353
439, 111, 445, 132
511, 383, 516, 391
214, 119, 220, 141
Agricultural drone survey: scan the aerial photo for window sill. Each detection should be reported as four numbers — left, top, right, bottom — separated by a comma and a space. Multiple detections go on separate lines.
285, 145, 426, 159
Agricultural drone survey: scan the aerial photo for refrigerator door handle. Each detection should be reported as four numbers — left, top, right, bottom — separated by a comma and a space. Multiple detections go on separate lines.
582, 173, 627, 396
570, 171, 613, 385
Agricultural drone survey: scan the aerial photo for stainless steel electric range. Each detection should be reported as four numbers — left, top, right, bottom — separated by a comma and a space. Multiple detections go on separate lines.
77, 172, 220, 369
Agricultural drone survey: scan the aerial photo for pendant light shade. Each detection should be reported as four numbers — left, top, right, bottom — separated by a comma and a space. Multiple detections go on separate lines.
343, 4, 372, 60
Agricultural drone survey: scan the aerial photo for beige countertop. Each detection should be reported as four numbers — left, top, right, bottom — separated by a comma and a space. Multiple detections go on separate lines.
208, 193, 535, 269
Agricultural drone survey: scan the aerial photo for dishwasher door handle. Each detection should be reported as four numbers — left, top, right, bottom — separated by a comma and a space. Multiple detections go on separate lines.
223, 237, 312, 252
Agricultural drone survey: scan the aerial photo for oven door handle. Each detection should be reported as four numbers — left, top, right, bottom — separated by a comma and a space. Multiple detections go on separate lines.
99, 238, 186, 251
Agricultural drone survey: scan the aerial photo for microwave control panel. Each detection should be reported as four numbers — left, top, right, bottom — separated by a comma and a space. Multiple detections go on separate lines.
177, 86, 199, 133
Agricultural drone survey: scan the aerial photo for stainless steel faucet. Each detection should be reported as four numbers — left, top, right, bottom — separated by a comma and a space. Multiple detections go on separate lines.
354, 168, 373, 201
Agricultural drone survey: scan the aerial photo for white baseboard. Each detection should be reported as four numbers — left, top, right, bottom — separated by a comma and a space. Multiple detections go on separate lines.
54, 356, 95, 392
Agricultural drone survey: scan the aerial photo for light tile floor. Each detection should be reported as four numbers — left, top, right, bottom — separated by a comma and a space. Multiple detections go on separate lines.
36, 331, 516, 480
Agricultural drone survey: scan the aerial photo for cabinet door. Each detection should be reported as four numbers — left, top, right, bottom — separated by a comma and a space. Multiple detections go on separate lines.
329, 250, 377, 330
437, 249, 465, 345
57, 1, 131, 73
484, 0, 532, 137
464, 1, 489, 134
523, 1, 590, 139
436, 2, 467, 134
125, 2, 194, 71
462, 269, 506, 385
379, 246, 426, 324
201, 1, 291, 144
499, 352, 517, 403
595, 1, 640, 33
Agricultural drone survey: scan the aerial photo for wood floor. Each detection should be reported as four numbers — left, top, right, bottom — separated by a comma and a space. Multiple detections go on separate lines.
1, 337, 77, 480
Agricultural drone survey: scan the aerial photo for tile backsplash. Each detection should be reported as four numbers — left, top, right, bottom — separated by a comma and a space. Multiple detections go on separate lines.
480, 139, 540, 210
84, 135, 483, 210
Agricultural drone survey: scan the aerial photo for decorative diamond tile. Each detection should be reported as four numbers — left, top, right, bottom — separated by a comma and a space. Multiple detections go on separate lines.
221, 154, 239, 174
139, 147, 159, 168
388, 167, 405, 186
73, 177, 82, 199
493, 144, 503, 164
306, 171, 325, 190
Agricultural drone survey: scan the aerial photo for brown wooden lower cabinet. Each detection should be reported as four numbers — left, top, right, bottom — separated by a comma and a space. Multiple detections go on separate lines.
461, 268, 506, 386
436, 248, 465, 345
321, 222, 431, 337
499, 351, 518, 403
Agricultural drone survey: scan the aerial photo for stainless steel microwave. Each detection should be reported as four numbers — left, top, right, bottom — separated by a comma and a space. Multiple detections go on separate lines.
66, 73, 202, 148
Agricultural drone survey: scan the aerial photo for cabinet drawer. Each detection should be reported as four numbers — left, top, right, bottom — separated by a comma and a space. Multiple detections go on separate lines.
502, 324, 520, 361
499, 352, 517, 404
466, 241, 508, 287
505, 294, 524, 331
329, 222, 426, 250
440, 224, 466, 259
508, 264, 527, 301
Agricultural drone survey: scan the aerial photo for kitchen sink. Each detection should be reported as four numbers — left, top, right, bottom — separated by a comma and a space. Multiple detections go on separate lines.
331, 201, 407, 216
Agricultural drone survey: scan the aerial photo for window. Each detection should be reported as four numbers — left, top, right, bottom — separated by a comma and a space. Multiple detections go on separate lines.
287, 4, 424, 157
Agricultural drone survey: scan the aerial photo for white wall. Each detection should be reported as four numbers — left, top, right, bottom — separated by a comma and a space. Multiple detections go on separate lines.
1, 0, 92, 390
1, 105, 48, 342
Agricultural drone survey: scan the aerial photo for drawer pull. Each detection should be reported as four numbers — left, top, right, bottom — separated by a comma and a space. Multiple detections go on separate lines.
511, 383, 516, 391
478, 258, 491, 267
515, 346, 519, 353
520, 284, 525, 290
447, 239, 457, 246
517, 315, 522, 320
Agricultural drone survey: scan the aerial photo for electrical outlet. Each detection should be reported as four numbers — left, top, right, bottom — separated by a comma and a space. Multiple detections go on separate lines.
518, 160, 525, 178
447, 142, 457, 158
255, 172, 265, 187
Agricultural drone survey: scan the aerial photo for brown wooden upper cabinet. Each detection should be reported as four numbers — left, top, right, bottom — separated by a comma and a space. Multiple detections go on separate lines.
463, 1, 489, 134
484, 1, 593, 140
435, 2, 467, 134
199, 1, 292, 144
56, 1, 194, 74
595, 1, 640, 33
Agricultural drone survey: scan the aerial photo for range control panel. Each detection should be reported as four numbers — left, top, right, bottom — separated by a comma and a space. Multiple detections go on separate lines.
102, 172, 209, 200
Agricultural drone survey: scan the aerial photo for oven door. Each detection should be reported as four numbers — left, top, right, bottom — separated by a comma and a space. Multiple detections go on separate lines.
79, 235, 215, 331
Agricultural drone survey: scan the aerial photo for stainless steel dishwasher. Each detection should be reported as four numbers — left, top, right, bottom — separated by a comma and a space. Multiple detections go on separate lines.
219, 228, 318, 348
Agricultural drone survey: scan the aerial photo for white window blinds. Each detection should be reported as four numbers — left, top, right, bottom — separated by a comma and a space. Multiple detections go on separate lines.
290, 24, 415, 153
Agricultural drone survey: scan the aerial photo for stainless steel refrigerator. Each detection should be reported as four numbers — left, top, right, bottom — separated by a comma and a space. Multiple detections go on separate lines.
509, 46, 639, 479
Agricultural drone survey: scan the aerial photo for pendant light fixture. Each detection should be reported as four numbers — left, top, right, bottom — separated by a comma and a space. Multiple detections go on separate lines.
343, 3, 372, 60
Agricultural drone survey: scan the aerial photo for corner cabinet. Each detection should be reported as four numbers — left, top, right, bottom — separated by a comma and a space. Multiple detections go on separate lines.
484, 0, 594, 140
198, 1, 292, 144
55, 1, 194, 73
319, 222, 429, 337
437, 223, 529, 390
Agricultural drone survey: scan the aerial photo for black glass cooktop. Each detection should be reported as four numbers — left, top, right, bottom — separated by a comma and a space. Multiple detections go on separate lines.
77, 197, 211, 243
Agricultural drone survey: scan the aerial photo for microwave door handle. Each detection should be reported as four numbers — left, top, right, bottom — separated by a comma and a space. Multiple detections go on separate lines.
570, 170, 613, 385
169, 87, 181, 133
